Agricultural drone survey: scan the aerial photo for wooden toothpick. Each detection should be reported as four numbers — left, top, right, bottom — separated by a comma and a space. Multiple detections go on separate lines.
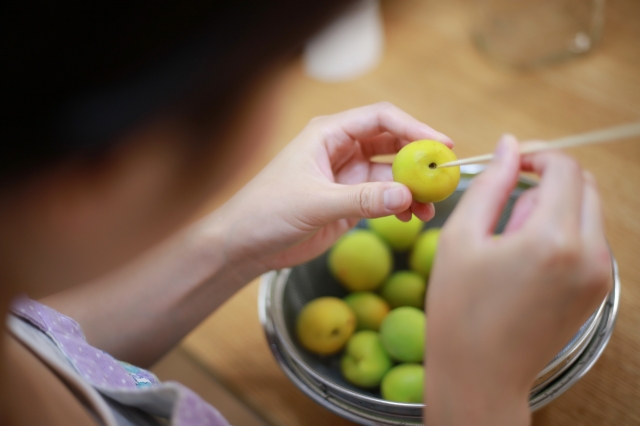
369, 122, 640, 167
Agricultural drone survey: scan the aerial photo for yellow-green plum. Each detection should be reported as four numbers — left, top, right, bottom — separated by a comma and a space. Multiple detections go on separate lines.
379, 307, 425, 363
380, 271, 427, 309
296, 297, 356, 355
328, 230, 393, 291
341, 331, 393, 389
367, 214, 423, 251
409, 228, 440, 279
380, 306, 426, 362
344, 292, 390, 331
392, 140, 460, 203
381, 363, 424, 403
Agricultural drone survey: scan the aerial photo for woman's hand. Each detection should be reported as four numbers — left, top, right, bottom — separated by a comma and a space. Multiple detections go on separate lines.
43, 103, 450, 367
425, 135, 612, 426
206, 102, 452, 275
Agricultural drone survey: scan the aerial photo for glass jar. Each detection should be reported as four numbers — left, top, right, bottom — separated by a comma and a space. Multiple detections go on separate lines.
471, 0, 605, 68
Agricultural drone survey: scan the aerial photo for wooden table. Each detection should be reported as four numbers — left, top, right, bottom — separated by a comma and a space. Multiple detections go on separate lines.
182, 0, 640, 424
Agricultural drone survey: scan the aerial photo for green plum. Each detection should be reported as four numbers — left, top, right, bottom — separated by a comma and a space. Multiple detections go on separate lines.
381, 363, 424, 403
392, 140, 460, 203
341, 331, 393, 388
380, 271, 427, 309
379, 307, 425, 363
328, 230, 393, 291
296, 297, 356, 355
367, 214, 423, 251
344, 292, 390, 331
409, 228, 440, 278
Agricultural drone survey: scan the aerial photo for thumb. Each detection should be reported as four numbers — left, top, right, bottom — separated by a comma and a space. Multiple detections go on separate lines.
449, 134, 521, 236
323, 181, 413, 222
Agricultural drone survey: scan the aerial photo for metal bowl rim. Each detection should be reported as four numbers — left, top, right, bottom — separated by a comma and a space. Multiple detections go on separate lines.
260, 266, 619, 418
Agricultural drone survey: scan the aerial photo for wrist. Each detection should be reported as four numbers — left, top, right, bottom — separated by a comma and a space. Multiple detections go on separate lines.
189, 207, 269, 285
426, 338, 532, 426
426, 365, 531, 426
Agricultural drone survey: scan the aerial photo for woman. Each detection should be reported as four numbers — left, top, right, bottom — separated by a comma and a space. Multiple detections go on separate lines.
2, 1, 611, 425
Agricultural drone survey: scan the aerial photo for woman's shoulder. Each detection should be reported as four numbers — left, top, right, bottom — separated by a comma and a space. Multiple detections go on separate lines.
8, 296, 230, 426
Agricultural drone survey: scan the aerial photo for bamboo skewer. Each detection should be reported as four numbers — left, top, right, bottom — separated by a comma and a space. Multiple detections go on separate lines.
369, 122, 640, 167
439, 122, 640, 168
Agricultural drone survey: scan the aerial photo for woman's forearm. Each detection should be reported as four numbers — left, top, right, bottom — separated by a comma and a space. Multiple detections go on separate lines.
41, 209, 262, 368
41, 103, 443, 368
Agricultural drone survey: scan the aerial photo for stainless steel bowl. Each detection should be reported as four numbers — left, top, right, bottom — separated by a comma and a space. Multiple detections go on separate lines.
259, 165, 619, 425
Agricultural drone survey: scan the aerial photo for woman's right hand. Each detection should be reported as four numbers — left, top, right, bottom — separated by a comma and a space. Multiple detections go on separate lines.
425, 135, 612, 426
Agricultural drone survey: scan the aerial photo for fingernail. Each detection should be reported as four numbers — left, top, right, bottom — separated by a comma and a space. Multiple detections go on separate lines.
383, 185, 406, 210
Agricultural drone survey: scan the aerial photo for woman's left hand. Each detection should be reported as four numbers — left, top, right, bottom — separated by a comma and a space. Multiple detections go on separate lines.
205, 102, 453, 274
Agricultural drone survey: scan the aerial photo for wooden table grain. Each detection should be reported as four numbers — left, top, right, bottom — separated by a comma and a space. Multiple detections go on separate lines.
181, 0, 640, 424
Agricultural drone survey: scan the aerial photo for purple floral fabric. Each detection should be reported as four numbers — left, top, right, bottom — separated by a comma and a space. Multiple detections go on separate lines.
11, 296, 230, 426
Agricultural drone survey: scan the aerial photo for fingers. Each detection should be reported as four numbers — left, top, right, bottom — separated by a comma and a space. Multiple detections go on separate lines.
502, 187, 539, 235
359, 133, 409, 158
448, 134, 521, 237
332, 152, 395, 184
312, 103, 453, 164
395, 209, 413, 222
321, 181, 413, 222
579, 174, 612, 295
520, 151, 584, 232
367, 163, 394, 182
359, 132, 447, 158
411, 200, 436, 222
337, 103, 452, 145
580, 173, 606, 243
395, 201, 435, 222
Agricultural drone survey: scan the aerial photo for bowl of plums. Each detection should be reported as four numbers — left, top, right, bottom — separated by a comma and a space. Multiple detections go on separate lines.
259, 164, 619, 426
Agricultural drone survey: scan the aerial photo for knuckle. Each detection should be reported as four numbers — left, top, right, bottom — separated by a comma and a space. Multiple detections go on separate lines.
535, 231, 581, 270
552, 153, 582, 176
353, 187, 375, 217
564, 156, 582, 177
305, 117, 340, 145
307, 115, 328, 129
375, 102, 399, 119
375, 101, 396, 111
468, 171, 495, 194
584, 249, 613, 296
318, 125, 339, 144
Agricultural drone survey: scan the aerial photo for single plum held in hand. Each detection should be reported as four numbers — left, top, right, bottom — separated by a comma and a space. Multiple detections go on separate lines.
392, 140, 460, 203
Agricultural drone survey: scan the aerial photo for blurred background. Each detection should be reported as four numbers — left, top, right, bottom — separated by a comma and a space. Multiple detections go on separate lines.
151, 0, 640, 424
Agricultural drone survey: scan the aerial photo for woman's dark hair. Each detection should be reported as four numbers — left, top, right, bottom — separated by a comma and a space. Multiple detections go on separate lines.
3, 1, 348, 183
